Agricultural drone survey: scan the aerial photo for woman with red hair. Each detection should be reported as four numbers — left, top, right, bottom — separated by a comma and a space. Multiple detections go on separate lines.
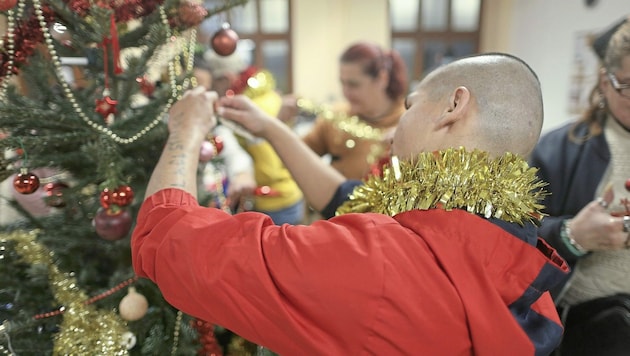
301, 42, 409, 181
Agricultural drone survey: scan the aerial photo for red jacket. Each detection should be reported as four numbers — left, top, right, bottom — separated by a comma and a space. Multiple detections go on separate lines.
132, 188, 568, 355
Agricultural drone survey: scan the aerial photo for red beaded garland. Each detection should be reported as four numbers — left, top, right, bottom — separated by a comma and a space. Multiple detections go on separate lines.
33, 277, 138, 319
192, 318, 223, 355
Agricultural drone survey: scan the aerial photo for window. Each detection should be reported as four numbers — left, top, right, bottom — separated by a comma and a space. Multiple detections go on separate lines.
389, 0, 483, 87
202, 0, 293, 93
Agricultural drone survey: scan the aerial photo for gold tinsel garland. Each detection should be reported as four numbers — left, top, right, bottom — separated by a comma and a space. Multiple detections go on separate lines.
243, 70, 381, 141
296, 98, 383, 141
336, 148, 548, 225
1, 230, 129, 355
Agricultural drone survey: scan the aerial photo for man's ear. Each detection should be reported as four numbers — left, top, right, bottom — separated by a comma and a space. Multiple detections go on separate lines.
436, 86, 471, 129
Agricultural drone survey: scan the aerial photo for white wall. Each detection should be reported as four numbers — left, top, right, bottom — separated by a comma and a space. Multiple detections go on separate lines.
292, 0, 389, 103
487, 0, 629, 133
291, 0, 629, 134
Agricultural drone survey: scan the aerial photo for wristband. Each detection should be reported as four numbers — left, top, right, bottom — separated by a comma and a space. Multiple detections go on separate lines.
561, 219, 588, 257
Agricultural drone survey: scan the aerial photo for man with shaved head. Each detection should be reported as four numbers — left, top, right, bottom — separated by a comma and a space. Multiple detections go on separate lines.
132, 53, 568, 355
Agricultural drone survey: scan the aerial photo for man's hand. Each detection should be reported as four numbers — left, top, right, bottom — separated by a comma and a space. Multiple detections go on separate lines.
218, 93, 346, 213
570, 187, 630, 251
168, 86, 219, 142
217, 95, 276, 138
143, 87, 219, 199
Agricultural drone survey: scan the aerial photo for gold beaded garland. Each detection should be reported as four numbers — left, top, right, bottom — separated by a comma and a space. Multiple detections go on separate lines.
19, 0, 197, 145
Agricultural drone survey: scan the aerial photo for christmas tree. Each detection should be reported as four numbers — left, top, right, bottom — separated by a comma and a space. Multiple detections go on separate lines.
0, 0, 263, 354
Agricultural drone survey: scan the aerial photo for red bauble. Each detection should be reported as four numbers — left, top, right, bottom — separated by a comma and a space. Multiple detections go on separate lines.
44, 182, 69, 208
13, 171, 40, 194
136, 76, 155, 97
625, 178, 630, 192
93, 207, 132, 241
210, 23, 239, 56
199, 140, 217, 162
0, 0, 18, 12
95, 95, 118, 118
112, 185, 134, 207
101, 185, 134, 208
177, 0, 208, 28
100, 188, 113, 209
211, 135, 224, 155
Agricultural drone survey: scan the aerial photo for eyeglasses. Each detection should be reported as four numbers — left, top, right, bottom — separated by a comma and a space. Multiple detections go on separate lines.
606, 70, 630, 98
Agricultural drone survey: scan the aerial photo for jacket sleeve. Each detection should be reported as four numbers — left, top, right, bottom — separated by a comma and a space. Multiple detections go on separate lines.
529, 127, 580, 265
131, 188, 386, 353
528, 122, 610, 299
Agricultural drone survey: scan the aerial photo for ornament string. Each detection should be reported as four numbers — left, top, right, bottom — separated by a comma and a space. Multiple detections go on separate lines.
32, 276, 138, 320
16, 138, 27, 167
99, 13, 123, 87
109, 14, 122, 75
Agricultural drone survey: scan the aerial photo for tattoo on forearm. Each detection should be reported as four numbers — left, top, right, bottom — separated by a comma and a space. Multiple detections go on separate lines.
165, 139, 190, 188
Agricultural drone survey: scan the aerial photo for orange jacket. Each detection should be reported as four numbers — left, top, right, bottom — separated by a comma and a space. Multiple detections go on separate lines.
132, 188, 567, 355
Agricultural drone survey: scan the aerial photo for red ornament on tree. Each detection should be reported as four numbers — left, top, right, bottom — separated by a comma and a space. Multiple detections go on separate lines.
112, 185, 134, 207
0, 0, 18, 12
136, 76, 155, 97
44, 182, 69, 208
95, 95, 118, 118
100, 185, 134, 208
177, 0, 208, 28
199, 140, 217, 162
211, 135, 224, 155
100, 188, 113, 209
210, 23, 239, 56
93, 207, 132, 241
625, 178, 630, 192
13, 169, 40, 194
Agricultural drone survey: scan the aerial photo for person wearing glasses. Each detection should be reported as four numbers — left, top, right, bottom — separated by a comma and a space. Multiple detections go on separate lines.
529, 18, 630, 355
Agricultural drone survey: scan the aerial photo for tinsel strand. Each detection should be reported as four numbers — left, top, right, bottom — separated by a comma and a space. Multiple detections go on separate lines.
2, 230, 130, 355
336, 148, 548, 225
296, 98, 383, 141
